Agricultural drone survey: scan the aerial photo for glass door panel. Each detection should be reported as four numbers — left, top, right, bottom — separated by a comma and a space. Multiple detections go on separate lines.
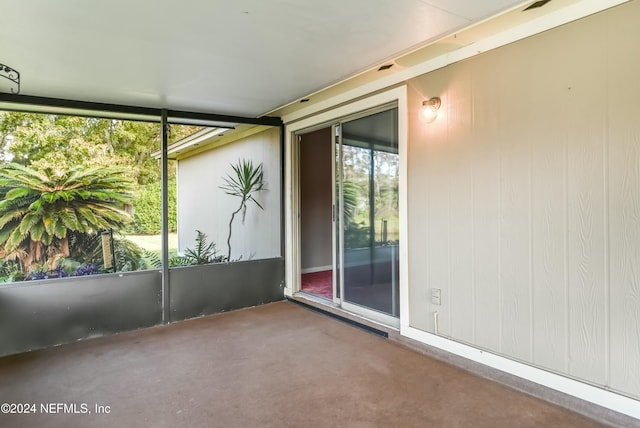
339, 108, 399, 318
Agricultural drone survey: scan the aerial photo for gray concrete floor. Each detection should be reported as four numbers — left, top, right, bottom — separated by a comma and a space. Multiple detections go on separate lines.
0, 301, 606, 427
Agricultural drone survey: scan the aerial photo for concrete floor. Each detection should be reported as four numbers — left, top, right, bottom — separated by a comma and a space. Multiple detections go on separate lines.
0, 301, 607, 427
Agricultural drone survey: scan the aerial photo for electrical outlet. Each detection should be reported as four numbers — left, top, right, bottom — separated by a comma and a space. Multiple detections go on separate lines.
431, 288, 441, 306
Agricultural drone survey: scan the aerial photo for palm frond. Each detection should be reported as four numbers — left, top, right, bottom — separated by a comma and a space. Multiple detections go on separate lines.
5, 187, 33, 200
30, 223, 45, 241
6, 227, 28, 252
0, 162, 136, 273
18, 212, 40, 235
0, 211, 23, 229
0, 226, 15, 246
59, 209, 81, 231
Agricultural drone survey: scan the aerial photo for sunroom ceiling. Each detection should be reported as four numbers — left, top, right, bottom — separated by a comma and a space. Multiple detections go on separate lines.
0, 0, 528, 118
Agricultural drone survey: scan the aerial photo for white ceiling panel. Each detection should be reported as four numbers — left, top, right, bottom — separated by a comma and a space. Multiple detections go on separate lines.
417, 0, 526, 20
0, 0, 526, 117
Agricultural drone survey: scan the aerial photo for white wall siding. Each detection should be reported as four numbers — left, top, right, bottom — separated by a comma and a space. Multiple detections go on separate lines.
407, 97, 431, 328
607, 2, 640, 398
407, 1, 640, 399
530, 107, 567, 373
565, 17, 608, 387
498, 68, 532, 362
176, 128, 281, 262
447, 64, 475, 345
469, 58, 502, 353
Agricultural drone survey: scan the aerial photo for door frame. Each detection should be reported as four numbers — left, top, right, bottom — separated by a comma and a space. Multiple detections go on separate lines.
284, 86, 409, 330
295, 125, 340, 305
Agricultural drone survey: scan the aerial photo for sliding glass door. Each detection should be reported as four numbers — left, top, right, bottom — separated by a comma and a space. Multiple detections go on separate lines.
336, 107, 399, 324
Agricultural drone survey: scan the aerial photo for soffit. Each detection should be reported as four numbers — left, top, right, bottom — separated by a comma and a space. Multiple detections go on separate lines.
269, 0, 619, 120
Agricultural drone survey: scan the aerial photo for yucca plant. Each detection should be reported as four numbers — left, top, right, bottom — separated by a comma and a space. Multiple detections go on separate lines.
0, 163, 135, 272
219, 159, 265, 261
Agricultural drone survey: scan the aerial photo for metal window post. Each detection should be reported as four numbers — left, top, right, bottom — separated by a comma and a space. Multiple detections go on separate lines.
161, 109, 170, 323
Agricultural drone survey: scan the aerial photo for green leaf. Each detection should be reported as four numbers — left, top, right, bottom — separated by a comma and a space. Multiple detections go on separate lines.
0, 211, 22, 229
6, 227, 26, 252
30, 223, 45, 241
5, 187, 33, 201
28, 199, 43, 212
77, 207, 98, 228
53, 219, 67, 238
59, 209, 81, 231
0, 227, 13, 245
18, 212, 40, 235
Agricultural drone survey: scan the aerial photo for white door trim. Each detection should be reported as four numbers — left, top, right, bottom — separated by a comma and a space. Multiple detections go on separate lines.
284, 86, 409, 331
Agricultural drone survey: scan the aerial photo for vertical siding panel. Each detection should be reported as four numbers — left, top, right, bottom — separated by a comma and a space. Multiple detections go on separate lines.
448, 64, 475, 344
531, 139, 566, 372
498, 43, 532, 361
499, 133, 531, 360
530, 36, 568, 372
609, 128, 640, 397
407, 87, 432, 332
607, 2, 640, 397
420, 73, 452, 335
566, 20, 608, 385
425, 121, 450, 335
471, 53, 502, 351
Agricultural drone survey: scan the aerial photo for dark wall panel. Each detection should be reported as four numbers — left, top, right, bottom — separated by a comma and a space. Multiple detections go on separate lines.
0, 271, 162, 356
170, 258, 285, 322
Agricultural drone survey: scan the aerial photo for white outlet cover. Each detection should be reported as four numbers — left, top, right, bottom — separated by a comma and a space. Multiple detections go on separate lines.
431, 288, 442, 306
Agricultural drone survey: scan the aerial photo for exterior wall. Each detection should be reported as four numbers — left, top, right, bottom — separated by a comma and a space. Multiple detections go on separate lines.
407, 0, 640, 400
177, 127, 281, 261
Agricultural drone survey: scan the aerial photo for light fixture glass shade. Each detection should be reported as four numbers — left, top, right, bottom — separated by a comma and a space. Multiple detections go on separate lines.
422, 97, 441, 124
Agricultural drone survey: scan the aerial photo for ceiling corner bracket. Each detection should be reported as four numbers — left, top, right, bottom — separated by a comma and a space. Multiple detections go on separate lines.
0, 63, 21, 95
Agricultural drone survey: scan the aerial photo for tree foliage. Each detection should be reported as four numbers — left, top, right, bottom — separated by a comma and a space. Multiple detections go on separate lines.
0, 112, 162, 184
0, 163, 135, 272
0, 112, 206, 277
133, 178, 177, 234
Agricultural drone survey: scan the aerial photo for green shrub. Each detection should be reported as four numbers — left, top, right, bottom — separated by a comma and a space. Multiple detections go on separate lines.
0, 259, 24, 282
132, 179, 176, 234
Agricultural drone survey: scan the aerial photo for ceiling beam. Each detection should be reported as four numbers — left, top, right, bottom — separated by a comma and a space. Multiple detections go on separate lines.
0, 93, 282, 126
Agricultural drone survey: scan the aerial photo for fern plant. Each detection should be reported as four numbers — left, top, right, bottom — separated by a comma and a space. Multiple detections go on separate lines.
184, 230, 218, 264
143, 250, 162, 269
169, 230, 225, 267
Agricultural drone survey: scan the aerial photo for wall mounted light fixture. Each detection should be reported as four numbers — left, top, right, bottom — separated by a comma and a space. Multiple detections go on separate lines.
422, 97, 441, 123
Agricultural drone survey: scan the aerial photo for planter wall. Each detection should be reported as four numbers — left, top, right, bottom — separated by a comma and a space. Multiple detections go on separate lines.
0, 258, 285, 357
169, 257, 285, 322
0, 270, 162, 357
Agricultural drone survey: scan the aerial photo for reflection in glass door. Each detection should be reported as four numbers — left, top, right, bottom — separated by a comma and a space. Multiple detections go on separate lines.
337, 107, 399, 319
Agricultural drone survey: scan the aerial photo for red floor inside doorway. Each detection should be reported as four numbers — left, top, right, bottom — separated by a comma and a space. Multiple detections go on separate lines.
301, 270, 332, 300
